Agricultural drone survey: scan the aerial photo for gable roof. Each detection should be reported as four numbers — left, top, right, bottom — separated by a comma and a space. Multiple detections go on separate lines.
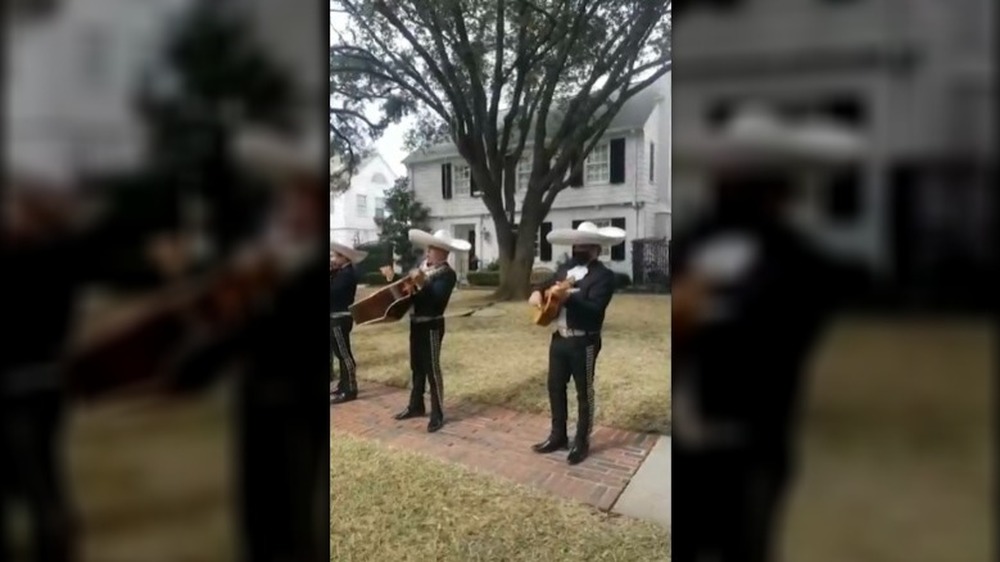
331, 151, 398, 179
402, 74, 668, 165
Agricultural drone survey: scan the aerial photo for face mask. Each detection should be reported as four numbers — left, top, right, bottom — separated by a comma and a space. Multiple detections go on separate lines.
571, 250, 592, 265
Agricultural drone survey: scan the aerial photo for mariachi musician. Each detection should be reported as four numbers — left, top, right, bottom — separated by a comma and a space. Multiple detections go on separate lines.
1, 169, 188, 562
329, 241, 367, 404
392, 229, 469, 433
160, 126, 330, 562
528, 222, 625, 465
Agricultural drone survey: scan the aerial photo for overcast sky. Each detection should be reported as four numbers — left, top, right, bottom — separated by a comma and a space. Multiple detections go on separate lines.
330, 10, 410, 177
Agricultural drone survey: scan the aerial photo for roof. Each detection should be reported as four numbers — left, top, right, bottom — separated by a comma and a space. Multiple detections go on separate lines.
330, 151, 398, 179
402, 74, 668, 165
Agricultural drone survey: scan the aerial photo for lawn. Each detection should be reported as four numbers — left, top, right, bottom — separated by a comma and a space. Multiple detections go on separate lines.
66, 390, 234, 561
330, 432, 670, 562
783, 317, 992, 562
347, 288, 672, 434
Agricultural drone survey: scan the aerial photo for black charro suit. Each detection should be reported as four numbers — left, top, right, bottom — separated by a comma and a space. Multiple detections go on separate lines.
532, 259, 616, 463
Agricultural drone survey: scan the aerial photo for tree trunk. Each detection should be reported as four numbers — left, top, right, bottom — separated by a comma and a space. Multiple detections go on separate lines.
492, 212, 543, 301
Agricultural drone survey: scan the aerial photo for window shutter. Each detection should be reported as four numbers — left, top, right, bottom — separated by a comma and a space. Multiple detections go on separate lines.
610, 217, 626, 261
568, 158, 583, 187
540, 222, 553, 261
649, 142, 655, 183
825, 168, 862, 221
470, 172, 479, 196
609, 138, 626, 184
441, 163, 453, 199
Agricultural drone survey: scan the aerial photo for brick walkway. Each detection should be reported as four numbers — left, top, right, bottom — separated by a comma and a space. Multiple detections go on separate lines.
331, 383, 658, 511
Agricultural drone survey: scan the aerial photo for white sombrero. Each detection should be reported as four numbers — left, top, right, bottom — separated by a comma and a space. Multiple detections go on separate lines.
408, 229, 472, 253
546, 221, 626, 247
330, 241, 368, 264
232, 126, 324, 178
675, 104, 868, 168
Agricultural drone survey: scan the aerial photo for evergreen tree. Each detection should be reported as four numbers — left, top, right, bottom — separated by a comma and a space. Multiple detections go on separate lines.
375, 176, 431, 271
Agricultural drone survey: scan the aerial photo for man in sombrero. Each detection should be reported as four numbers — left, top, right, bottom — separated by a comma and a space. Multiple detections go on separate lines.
527, 221, 625, 465
329, 241, 367, 404
671, 104, 870, 561
392, 229, 470, 433
167, 125, 330, 561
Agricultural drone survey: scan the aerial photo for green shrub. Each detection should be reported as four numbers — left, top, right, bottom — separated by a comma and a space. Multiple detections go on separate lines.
530, 268, 555, 285
614, 272, 632, 290
354, 242, 392, 277
467, 271, 500, 287
362, 271, 391, 286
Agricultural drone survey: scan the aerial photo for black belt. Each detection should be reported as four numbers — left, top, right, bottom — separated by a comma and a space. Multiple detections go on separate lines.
555, 328, 600, 338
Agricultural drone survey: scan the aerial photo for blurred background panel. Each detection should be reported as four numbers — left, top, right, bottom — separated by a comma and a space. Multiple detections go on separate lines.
3, 0, 325, 560
673, 0, 993, 560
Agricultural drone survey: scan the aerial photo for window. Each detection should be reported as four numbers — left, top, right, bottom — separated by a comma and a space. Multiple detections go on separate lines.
517, 158, 532, 191
355, 194, 367, 216
374, 197, 385, 220
453, 164, 471, 196
585, 143, 610, 185
371, 173, 388, 184
649, 142, 656, 183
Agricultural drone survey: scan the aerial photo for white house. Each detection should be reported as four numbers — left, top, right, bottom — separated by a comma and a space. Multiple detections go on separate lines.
330, 153, 398, 246
6, 0, 324, 183
403, 74, 672, 278
5, 0, 193, 181
671, 0, 993, 287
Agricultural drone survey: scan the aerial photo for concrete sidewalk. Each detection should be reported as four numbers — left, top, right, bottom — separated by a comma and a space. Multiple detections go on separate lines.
611, 435, 671, 528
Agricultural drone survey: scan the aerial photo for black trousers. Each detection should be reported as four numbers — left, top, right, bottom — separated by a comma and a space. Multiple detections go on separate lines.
239, 390, 327, 562
673, 445, 792, 562
547, 333, 602, 443
329, 316, 356, 394
407, 320, 446, 416
0, 389, 76, 562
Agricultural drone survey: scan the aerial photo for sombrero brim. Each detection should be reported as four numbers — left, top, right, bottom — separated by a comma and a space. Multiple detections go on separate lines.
675, 126, 867, 168
546, 228, 626, 247
330, 242, 368, 263
409, 230, 472, 253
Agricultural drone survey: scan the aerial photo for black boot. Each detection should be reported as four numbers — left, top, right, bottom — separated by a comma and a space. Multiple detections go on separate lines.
532, 434, 569, 453
567, 438, 590, 465
394, 404, 426, 420
331, 391, 357, 404
427, 412, 444, 433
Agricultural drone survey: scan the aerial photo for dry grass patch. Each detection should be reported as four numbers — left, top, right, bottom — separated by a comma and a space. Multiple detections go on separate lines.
65, 391, 233, 561
331, 432, 670, 562
783, 317, 992, 562
348, 289, 671, 433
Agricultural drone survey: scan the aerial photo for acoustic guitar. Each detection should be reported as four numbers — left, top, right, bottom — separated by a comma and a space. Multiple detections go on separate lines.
532, 278, 576, 327
66, 244, 283, 400
349, 264, 447, 326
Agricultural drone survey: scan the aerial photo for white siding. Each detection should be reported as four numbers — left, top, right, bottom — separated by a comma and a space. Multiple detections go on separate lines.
330, 154, 397, 245
672, 0, 992, 271
407, 78, 672, 279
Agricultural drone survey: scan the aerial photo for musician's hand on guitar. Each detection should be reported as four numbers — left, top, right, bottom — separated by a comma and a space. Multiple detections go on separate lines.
528, 291, 543, 308
147, 232, 190, 280
549, 284, 569, 299
380, 265, 395, 282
